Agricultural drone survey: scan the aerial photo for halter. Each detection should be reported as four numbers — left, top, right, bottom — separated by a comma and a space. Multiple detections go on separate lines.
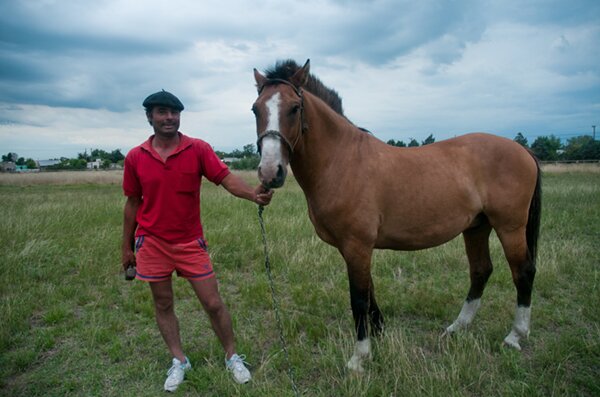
256, 79, 305, 157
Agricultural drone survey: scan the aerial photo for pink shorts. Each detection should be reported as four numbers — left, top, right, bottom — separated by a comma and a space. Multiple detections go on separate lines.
134, 235, 215, 282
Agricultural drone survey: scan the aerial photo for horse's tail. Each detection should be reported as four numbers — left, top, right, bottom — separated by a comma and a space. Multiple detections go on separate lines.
526, 153, 542, 265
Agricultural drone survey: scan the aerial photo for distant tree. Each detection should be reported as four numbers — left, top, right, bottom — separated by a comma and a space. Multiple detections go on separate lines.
16, 157, 26, 166
230, 156, 260, 170
109, 149, 125, 163
25, 159, 37, 169
78, 150, 90, 161
2, 152, 18, 162
242, 144, 256, 157
563, 136, 600, 160
69, 158, 87, 169
421, 134, 435, 145
215, 150, 226, 159
230, 149, 243, 158
408, 138, 419, 147
514, 132, 528, 147
386, 139, 406, 147
531, 135, 562, 161
91, 149, 109, 160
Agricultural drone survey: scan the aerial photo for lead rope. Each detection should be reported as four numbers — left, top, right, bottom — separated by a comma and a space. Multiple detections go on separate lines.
257, 205, 301, 397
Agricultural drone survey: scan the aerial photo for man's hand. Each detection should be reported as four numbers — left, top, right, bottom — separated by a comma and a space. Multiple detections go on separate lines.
221, 173, 275, 205
255, 185, 274, 206
122, 244, 136, 271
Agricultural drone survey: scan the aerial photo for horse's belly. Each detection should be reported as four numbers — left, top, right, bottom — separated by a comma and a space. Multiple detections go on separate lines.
374, 215, 474, 251
375, 232, 460, 251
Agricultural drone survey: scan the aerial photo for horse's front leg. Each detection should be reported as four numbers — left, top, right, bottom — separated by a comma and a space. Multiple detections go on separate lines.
340, 243, 380, 372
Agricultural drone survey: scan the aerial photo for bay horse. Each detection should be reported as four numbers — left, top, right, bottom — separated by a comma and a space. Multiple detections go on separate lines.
252, 59, 541, 372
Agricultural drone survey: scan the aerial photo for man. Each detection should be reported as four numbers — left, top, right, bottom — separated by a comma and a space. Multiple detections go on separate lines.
121, 90, 273, 392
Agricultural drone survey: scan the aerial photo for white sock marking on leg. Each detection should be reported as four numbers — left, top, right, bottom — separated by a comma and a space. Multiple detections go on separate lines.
347, 339, 371, 372
504, 305, 531, 350
445, 298, 481, 334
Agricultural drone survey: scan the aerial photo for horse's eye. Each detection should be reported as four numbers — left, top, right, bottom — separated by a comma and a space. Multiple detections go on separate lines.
290, 105, 300, 115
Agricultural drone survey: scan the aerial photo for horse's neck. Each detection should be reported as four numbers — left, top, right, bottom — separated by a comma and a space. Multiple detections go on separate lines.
291, 93, 365, 194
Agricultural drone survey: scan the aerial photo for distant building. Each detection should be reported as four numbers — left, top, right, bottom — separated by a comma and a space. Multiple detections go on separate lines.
87, 159, 102, 169
0, 161, 16, 172
222, 157, 241, 165
37, 159, 61, 169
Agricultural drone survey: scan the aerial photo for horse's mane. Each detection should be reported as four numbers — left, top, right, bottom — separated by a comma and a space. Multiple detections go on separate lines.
264, 59, 345, 117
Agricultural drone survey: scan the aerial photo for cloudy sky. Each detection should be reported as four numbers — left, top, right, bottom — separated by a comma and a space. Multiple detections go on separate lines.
1, 0, 599, 160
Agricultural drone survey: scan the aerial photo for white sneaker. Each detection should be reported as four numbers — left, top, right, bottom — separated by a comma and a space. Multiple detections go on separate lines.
225, 353, 251, 384
164, 356, 191, 392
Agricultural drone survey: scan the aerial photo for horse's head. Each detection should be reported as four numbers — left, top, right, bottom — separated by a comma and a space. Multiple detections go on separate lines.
252, 59, 310, 189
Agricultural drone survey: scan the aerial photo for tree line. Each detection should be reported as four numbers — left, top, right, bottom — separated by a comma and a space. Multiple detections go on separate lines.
514, 133, 600, 161
1, 149, 126, 170
3, 132, 597, 172
1, 153, 37, 169
49, 148, 126, 170
215, 144, 260, 170
387, 133, 600, 161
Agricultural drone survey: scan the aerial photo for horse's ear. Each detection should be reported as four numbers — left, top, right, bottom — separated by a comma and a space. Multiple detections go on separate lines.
290, 59, 310, 88
254, 68, 268, 93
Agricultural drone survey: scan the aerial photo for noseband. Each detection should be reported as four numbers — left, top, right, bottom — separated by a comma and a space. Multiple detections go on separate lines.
256, 79, 305, 157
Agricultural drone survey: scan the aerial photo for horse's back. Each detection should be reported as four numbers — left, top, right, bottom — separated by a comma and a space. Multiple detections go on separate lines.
369, 133, 538, 250
382, 132, 537, 193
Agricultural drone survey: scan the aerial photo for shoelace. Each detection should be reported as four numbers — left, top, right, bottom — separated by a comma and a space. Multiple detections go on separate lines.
167, 362, 187, 376
228, 355, 249, 370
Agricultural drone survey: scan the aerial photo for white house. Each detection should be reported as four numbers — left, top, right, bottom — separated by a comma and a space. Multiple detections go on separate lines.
87, 159, 102, 169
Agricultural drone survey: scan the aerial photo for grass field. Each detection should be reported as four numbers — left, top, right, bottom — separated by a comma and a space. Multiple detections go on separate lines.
0, 167, 598, 396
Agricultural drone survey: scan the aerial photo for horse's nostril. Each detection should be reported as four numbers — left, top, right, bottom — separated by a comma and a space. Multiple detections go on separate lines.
277, 165, 284, 180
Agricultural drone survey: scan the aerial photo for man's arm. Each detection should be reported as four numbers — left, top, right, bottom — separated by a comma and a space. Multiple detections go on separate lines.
122, 195, 141, 270
220, 173, 274, 206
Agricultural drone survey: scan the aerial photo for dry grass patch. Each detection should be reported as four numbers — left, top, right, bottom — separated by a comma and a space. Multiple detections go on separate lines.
541, 162, 600, 173
0, 170, 124, 186
0, 169, 258, 186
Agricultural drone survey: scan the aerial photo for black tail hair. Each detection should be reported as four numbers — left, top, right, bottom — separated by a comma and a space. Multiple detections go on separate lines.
526, 154, 542, 265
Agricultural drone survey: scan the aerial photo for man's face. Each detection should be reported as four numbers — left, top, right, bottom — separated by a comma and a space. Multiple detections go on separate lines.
148, 106, 180, 138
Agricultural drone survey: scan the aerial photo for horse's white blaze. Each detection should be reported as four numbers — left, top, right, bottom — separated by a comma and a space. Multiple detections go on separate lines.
503, 305, 531, 350
347, 338, 371, 372
445, 298, 481, 334
259, 92, 283, 170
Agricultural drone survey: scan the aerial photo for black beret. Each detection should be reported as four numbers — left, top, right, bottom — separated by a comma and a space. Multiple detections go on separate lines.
143, 90, 184, 111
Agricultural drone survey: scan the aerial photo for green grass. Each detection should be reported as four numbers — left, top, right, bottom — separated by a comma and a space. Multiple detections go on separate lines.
0, 170, 598, 396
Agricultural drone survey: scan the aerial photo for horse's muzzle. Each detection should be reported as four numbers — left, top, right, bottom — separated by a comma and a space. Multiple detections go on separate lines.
258, 164, 286, 189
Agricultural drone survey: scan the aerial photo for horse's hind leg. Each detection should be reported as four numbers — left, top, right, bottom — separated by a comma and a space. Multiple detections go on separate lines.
368, 286, 384, 337
497, 228, 536, 350
445, 221, 493, 335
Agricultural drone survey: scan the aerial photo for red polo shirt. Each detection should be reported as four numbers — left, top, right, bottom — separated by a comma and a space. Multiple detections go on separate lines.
123, 132, 230, 243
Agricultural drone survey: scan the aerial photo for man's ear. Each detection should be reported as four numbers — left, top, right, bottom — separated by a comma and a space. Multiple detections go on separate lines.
146, 111, 153, 126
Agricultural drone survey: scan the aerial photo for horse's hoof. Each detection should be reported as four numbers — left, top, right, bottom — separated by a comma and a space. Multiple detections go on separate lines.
503, 332, 523, 351
443, 322, 461, 337
347, 357, 365, 373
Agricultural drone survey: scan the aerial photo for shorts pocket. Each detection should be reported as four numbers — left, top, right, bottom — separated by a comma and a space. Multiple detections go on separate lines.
197, 238, 208, 251
135, 235, 145, 253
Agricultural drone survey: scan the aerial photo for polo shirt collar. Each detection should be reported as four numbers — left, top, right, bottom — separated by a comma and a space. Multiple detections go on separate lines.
140, 132, 193, 161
